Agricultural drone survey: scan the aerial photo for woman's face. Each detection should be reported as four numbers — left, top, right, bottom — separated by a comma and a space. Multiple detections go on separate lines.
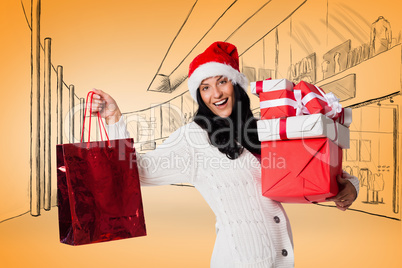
199, 76, 235, 118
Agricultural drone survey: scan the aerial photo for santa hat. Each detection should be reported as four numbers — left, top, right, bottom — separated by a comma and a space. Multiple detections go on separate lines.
188, 41, 248, 101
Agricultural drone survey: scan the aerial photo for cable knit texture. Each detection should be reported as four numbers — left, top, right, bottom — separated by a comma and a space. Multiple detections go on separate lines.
105, 115, 356, 267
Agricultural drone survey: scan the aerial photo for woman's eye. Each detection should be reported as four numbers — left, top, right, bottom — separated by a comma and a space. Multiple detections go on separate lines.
202, 86, 208, 91
219, 80, 227, 84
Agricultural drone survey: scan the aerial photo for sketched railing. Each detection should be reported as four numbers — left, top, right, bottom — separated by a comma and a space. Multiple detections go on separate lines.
26, 0, 86, 216
32, 40, 85, 217
24, 0, 199, 218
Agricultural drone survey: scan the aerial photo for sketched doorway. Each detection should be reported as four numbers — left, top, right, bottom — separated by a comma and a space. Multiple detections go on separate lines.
343, 101, 399, 220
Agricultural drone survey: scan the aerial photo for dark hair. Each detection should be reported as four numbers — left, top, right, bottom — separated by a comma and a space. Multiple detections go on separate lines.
194, 83, 261, 159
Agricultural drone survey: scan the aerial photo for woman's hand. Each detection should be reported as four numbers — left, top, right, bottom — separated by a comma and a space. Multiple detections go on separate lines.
90, 89, 122, 125
326, 171, 358, 211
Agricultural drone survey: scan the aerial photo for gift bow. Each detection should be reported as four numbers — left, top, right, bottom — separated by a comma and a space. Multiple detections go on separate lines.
293, 90, 310, 116
324, 92, 342, 118
313, 85, 343, 119
293, 85, 342, 118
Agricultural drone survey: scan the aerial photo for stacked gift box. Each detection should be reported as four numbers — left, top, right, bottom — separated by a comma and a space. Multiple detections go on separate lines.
251, 78, 352, 203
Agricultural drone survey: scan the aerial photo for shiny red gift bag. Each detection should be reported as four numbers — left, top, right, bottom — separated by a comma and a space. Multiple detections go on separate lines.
57, 91, 146, 245
261, 138, 341, 203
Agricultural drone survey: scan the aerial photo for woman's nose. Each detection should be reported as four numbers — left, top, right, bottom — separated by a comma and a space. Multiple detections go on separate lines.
212, 86, 223, 98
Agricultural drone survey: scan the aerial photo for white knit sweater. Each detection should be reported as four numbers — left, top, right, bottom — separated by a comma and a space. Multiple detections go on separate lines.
106, 116, 358, 268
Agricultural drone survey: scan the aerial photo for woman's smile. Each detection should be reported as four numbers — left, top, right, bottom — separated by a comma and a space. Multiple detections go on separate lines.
213, 98, 228, 107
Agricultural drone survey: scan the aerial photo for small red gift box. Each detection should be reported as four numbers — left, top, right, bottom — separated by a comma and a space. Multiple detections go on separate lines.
293, 81, 343, 119
261, 138, 341, 203
251, 79, 297, 119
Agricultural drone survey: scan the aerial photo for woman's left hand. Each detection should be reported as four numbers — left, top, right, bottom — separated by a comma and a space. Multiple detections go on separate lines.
326, 172, 357, 211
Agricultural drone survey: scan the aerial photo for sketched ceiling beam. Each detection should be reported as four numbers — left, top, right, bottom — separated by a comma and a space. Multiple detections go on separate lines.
147, 0, 238, 94
169, 0, 238, 77
224, 0, 273, 42
239, 0, 307, 57
147, 0, 307, 95
147, 0, 198, 92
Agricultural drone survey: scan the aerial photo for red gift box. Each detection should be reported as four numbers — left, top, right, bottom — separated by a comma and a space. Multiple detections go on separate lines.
261, 138, 341, 203
250, 79, 297, 119
293, 81, 343, 119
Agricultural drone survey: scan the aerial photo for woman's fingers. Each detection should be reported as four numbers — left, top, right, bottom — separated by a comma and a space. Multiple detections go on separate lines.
335, 202, 351, 211
87, 89, 121, 123
92, 89, 110, 101
89, 99, 106, 114
326, 172, 358, 211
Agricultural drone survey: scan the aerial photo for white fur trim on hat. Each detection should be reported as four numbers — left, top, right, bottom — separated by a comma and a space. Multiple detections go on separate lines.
187, 62, 248, 101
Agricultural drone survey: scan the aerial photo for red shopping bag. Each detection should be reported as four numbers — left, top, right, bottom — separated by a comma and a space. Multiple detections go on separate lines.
57, 91, 146, 246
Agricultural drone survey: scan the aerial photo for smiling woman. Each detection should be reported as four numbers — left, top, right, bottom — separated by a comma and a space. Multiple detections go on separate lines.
91, 41, 359, 267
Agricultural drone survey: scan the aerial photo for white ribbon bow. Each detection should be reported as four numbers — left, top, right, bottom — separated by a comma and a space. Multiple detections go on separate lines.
324, 92, 342, 118
313, 85, 342, 118
293, 89, 309, 116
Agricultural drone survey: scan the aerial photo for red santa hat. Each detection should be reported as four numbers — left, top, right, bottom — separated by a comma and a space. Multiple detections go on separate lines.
188, 41, 248, 101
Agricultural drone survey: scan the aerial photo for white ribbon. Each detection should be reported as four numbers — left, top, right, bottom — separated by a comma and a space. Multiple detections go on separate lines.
324, 92, 342, 118
302, 92, 327, 105
293, 89, 309, 116
313, 85, 342, 118
260, 98, 298, 110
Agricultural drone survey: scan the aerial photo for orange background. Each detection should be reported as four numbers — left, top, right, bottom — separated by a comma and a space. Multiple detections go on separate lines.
0, 0, 401, 267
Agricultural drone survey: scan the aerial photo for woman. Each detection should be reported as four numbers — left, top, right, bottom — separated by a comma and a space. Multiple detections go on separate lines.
91, 41, 359, 267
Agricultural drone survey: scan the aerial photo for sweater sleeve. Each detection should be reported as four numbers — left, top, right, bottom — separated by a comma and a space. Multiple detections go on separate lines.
105, 115, 130, 140
345, 172, 360, 199
106, 116, 194, 186
136, 126, 194, 186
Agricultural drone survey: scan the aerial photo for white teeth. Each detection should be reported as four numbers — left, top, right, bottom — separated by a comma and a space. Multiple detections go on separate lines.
214, 99, 227, 106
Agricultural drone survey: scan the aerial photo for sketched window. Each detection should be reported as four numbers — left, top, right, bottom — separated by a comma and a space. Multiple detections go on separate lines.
359, 139, 371, 162
346, 139, 358, 161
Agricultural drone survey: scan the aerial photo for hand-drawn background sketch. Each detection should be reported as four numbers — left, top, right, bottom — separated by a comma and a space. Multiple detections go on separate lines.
0, 0, 401, 267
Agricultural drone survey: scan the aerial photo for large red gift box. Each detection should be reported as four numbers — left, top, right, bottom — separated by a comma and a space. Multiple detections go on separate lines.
261, 138, 341, 203
251, 79, 297, 119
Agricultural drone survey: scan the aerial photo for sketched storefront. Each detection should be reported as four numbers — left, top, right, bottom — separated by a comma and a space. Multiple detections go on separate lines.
240, 7, 401, 220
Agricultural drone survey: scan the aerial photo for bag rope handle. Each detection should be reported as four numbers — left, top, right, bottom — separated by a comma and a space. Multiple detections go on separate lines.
80, 91, 111, 148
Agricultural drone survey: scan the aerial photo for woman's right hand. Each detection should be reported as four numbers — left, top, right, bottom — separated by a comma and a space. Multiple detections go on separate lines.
90, 89, 122, 125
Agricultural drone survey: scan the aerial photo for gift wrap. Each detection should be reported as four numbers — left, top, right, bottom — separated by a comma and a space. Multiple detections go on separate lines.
258, 114, 350, 203
335, 107, 353, 127
261, 138, 342, 203
251, 78, 297, 119
293, 81, 332, 116
257, 113, 350, 149
293, 80, 348, 121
